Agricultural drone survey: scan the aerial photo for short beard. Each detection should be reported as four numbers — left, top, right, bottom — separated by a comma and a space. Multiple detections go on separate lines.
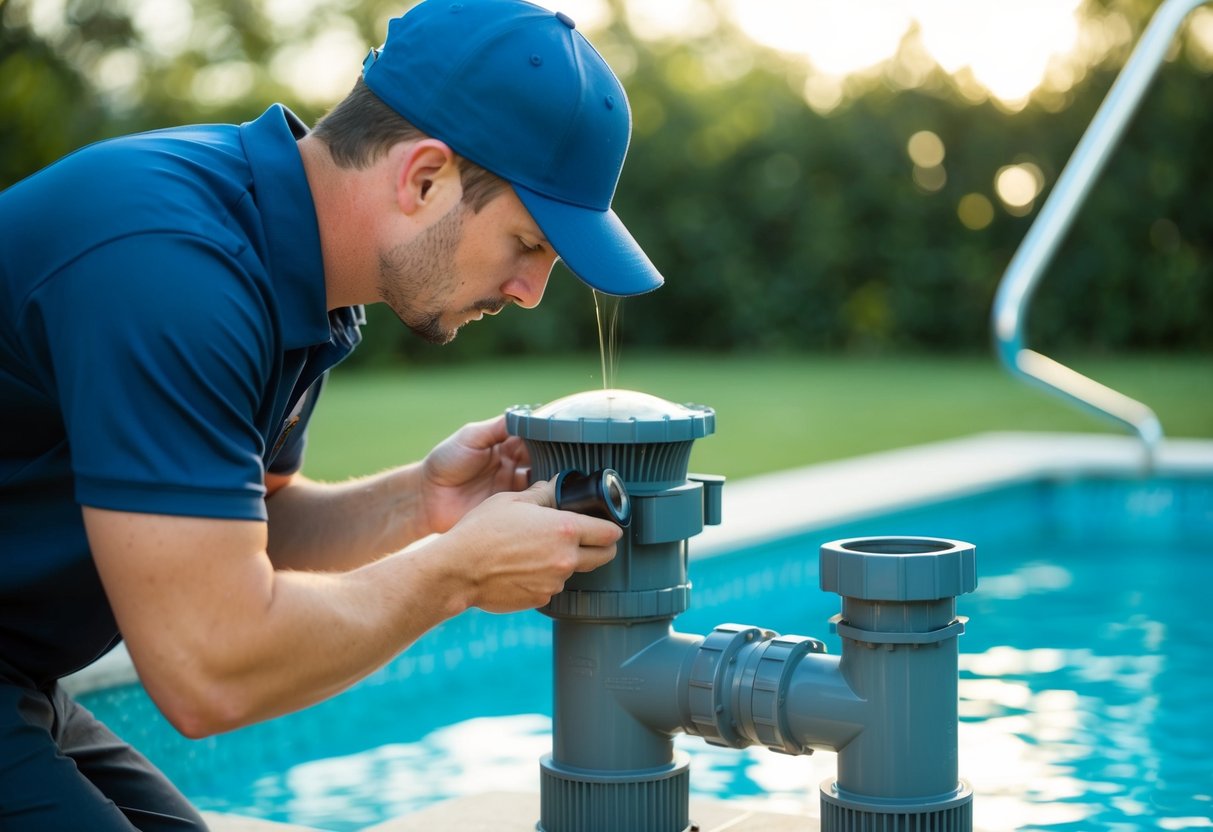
378, 204, 465, 345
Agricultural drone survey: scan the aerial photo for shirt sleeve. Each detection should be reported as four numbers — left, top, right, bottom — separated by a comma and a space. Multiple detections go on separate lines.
25, 231, 275, 521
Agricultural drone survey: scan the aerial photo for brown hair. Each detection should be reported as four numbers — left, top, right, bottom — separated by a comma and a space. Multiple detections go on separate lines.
312, 78, 508, 213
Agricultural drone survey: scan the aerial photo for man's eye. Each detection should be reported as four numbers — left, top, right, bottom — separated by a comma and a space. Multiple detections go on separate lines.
518, 237, 543, 253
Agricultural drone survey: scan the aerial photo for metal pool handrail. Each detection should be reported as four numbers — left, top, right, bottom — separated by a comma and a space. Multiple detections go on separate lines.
992, 0, 1209, 467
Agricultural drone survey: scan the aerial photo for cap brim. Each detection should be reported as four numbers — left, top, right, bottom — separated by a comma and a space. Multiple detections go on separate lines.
513, 184, 664, 297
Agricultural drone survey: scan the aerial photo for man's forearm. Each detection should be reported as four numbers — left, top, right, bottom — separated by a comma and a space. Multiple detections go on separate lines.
265, 468, 430, 571
169, 541, 469, 736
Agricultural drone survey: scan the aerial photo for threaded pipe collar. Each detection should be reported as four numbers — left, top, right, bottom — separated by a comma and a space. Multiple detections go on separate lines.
819, 537, 977, 601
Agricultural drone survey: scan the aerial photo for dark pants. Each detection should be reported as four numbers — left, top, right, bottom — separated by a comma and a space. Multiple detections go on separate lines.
0, 681, 208, 831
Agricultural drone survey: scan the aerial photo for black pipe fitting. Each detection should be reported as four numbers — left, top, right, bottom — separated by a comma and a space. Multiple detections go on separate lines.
554, 468, 632, 527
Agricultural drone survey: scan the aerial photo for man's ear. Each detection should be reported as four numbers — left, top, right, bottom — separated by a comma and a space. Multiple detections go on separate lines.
395, 139, 462, 216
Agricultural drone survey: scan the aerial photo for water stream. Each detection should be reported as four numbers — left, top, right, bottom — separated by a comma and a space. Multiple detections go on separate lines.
592, 290, 623, 390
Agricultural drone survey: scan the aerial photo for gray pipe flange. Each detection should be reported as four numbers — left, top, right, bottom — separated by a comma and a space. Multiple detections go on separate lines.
687, 625, 766, 747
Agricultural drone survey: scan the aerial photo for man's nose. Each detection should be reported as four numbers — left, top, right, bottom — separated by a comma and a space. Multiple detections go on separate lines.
505, 254, 558, 309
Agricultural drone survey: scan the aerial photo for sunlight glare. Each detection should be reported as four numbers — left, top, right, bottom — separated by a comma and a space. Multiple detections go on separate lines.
1158, 819, 1213, 830
26, 0, 1104, 117
962, 646, 1067, 677
907, 130, 945, 168
1186, 7, 1213, 72
625, 0, 718, 41
912, 165, 946, 192
726, 0, 1087, 108
914, 0, 1083, 106
958, 193, 994, 230
270, 22, 367, 106
26, 0, 67, 39
192, 61, 256, 107
728, 0, 912, 76
803, 74, 844, 114
960, 715, 1096, 831
908, 130, 947, 192
995, 162, 1045, 215
263, 0, 335, 37
94, 48, 142, 102
130, 0, 194, 58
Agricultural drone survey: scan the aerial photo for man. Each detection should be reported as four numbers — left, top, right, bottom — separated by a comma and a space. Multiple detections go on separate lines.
0, 0, 664, 828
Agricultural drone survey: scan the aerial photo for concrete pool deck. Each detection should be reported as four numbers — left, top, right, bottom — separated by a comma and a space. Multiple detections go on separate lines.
65, 430, 1213, 831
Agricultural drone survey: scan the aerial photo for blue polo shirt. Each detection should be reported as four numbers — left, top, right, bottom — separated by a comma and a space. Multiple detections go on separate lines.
0, 105, 363, 687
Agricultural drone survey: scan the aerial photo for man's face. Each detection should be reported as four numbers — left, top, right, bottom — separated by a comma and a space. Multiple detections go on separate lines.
377, 187, 558, 345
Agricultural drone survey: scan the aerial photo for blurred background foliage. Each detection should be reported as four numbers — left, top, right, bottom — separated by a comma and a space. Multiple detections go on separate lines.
2, 0, 1210, 366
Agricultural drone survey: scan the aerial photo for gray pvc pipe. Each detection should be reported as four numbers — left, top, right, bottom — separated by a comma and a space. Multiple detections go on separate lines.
781, 652, 867, 753
617, 628, 866, 756
830, 598, 964, 800
614, 612, 964, 802
610, 626, 703, 739
550, 619, 687, 772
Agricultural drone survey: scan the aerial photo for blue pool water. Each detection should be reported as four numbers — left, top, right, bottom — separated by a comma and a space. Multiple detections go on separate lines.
81, 475, 1213, 831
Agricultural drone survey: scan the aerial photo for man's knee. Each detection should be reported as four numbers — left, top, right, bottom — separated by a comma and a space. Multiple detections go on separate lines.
0, 682, 137, 830
0, 682, 208, 832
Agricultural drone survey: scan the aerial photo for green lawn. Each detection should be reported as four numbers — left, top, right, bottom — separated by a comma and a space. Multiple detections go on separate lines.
301, 352, 1212, 483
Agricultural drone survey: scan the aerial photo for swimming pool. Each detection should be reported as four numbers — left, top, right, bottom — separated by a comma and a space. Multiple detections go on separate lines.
75, 434, 1213, 831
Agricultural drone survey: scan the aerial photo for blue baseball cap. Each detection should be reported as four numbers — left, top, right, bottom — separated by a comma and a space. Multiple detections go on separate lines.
362, 0, 664, 297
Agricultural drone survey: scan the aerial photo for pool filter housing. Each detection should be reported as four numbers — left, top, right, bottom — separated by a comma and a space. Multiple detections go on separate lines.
509, 390, 715, 832
507, 389, 974, 832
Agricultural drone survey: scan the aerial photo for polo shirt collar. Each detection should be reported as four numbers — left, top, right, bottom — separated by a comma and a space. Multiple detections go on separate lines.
240, 104, 331, 350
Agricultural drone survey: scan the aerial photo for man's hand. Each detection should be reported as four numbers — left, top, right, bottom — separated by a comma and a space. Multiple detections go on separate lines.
419, 415, 532, 535
434, 477, 622, 612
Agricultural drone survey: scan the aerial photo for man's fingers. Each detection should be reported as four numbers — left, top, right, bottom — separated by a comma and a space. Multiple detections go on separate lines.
575, 514, 624, 548
517, 479, 556, 508
504, 482, 622, 571
574, 543, 619, 573
466, 414, 509, 444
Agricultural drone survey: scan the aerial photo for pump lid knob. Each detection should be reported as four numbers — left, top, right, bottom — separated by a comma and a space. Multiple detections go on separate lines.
819, 537, 977, 601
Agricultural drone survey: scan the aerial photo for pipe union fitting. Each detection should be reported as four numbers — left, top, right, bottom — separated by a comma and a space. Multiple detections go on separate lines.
685, 624, 827, 754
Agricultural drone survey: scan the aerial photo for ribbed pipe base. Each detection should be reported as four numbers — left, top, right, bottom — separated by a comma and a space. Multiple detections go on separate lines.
820, 780, 973, 832
538, 754, 691, 832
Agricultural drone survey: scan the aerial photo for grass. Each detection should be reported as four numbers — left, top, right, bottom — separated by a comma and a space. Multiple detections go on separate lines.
301, 352, 1212, 483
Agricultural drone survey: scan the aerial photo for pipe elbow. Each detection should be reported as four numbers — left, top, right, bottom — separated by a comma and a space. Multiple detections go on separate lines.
613, 630, 703, 736
783, 653, 867, 753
